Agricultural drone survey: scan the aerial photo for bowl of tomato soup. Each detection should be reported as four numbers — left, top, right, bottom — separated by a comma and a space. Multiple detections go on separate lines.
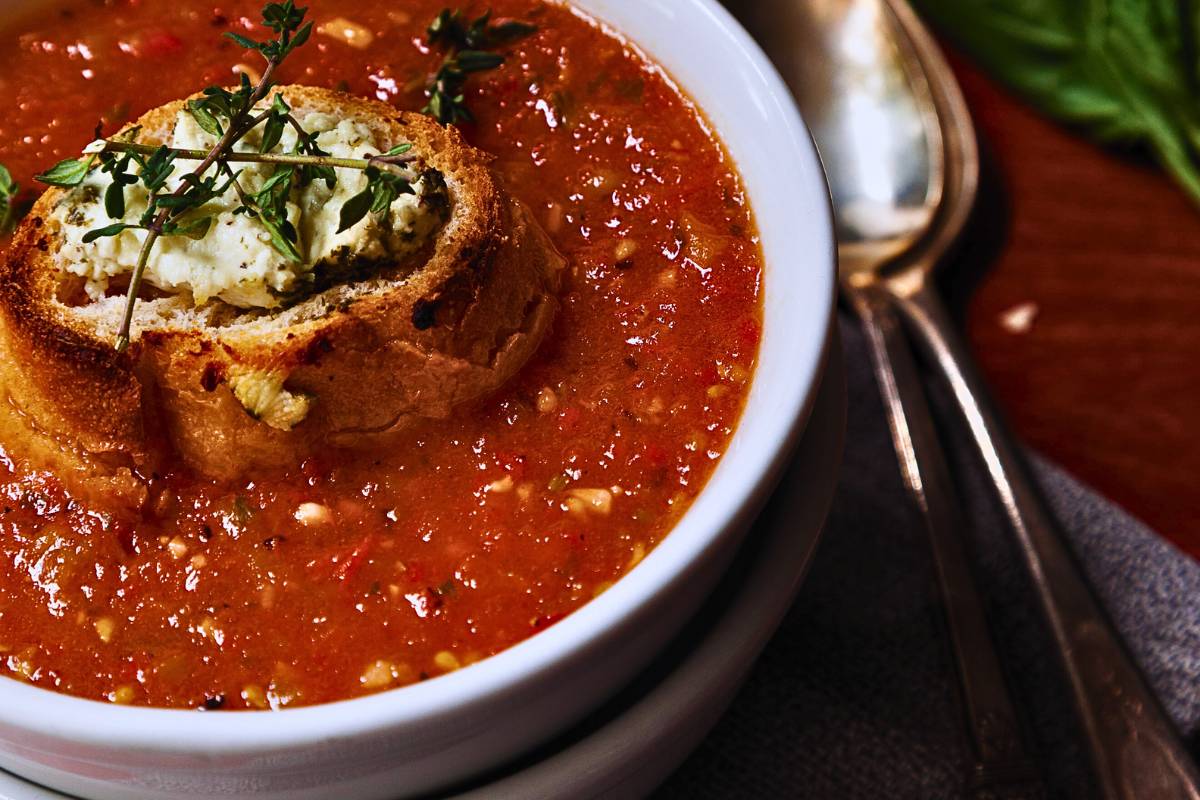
0, 0, 836, 797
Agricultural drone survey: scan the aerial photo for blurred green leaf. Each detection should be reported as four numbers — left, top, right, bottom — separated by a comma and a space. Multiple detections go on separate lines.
913, 0, 1200, 206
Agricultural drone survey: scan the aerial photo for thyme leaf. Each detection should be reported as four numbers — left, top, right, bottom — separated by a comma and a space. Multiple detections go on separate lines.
162, 215, 213, 240
335, 165, 416, 233
35, 157, 93, 188
337, 187, 373, 234
187, 99, 223, 137
139, 146, 177, 193
423, 8, 537, 125
104, 180, 125, 219
82, 222, 136, 243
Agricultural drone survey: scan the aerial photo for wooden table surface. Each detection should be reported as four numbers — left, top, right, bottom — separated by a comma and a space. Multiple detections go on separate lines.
945, 51, 1200, 559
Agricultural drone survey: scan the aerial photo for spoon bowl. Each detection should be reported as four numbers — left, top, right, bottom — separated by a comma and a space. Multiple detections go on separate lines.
732, 0, 954, 283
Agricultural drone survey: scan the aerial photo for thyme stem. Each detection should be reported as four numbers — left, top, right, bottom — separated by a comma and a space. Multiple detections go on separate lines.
114, 229, 160, 353
100, 141, 417, 171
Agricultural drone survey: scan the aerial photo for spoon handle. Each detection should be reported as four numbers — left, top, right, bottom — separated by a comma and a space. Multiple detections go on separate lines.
849, 286, 1041, 792
896, 281, 1200, 800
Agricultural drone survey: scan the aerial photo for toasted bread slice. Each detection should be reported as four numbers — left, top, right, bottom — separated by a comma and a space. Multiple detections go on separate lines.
0, 86, 563, 508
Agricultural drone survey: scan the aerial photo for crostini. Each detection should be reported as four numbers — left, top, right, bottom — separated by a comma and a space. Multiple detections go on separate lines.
0, 86, 563, 508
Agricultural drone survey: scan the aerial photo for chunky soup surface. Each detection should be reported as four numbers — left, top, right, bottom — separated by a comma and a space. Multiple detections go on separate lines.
0, 0, 762, 708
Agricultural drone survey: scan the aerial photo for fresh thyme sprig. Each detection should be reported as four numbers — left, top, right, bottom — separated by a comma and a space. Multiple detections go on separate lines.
77, 3, 311, 351
423, 9, 537, 125
95, 140, 417, 175
32, 2, 419, 352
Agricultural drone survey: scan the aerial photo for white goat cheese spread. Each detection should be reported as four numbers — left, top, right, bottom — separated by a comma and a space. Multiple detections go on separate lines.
52, 105, 445, 308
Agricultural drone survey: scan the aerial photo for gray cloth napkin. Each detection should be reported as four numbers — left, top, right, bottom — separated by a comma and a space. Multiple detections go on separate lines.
659, 314, 1200, 799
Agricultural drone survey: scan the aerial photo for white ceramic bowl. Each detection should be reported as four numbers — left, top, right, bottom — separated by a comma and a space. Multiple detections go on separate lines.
0, 1, 836, 798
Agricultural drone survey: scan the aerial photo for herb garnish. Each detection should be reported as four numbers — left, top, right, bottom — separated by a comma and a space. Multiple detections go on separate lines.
0, 165, 24, 236
423, 9, 537, 125
33, 2, 420, 352
9, 3, 536, 351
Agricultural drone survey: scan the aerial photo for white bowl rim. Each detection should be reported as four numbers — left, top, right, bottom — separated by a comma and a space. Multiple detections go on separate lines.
0, 0, 836, 755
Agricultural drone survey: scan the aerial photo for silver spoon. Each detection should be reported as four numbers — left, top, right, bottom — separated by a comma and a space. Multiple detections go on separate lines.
733, 0, 1200, 796
734, 0, 1037, 792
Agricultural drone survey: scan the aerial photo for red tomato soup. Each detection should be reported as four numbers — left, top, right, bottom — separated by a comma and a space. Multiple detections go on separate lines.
0, 0, 762, 708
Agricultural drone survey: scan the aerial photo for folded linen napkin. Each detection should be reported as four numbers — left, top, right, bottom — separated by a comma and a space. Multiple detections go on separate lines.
659, 315, 1200, 799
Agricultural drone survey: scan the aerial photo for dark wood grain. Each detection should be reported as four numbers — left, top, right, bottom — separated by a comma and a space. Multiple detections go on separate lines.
944, 51, 1200, 558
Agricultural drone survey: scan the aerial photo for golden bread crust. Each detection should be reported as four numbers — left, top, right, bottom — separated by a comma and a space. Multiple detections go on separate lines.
0, 86, 563, 507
